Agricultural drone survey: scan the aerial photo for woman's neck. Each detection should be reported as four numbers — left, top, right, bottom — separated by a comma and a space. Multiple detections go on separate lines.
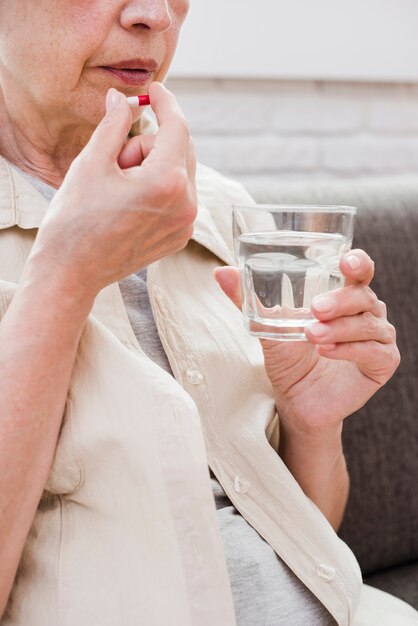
0, 96, 94, 188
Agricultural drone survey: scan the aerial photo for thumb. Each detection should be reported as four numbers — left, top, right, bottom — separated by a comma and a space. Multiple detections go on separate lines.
214, 266, 243, 310
87, 88, 133, 164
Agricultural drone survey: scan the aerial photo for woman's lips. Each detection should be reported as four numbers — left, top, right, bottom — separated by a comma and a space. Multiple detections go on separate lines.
101, 67, 155, 86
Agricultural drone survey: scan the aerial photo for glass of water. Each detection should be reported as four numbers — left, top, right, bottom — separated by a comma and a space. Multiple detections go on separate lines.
232, 204, 357, 341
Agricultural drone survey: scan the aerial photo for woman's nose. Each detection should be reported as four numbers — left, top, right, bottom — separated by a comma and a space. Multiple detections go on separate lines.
120, 0, 172, 33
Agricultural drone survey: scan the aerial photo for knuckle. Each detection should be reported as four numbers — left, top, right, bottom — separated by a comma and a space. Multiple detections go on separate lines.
145, 176, 167, 208
179, 197, 198, 228
164, 166, 189, 199
148, 177, 167, 201
362, 311, 378, 335
390, 346, 401, 369
378, 299, 387, 317
386, 323, 397, 342
187, 196, 199, 223
343, 341, 355, 357
383, 345, 401, 375
368, 340, 382, 359
183, 224, 195, 243
149, 166, 188, 203
364, 286, 379, 309
393, 347, 401, 369
174, 224, 194, 253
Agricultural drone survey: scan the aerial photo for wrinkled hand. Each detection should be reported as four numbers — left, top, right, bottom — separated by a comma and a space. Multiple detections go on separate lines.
215, 250, 400, 437
32, 82, 197, 299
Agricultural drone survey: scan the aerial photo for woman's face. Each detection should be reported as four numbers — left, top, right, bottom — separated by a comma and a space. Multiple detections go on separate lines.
0, 0, 189, 129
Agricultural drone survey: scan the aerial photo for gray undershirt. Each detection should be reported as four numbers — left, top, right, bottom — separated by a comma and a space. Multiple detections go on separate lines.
19, 167, 335, 626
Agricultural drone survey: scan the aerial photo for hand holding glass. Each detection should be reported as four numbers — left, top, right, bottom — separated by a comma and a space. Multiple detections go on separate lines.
232, 204, 357, 341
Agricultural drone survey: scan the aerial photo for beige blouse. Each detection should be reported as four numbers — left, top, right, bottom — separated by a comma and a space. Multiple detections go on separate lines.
0, 155, 417, 626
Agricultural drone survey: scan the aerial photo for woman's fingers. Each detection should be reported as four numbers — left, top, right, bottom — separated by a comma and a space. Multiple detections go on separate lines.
315, 340, 400, 384
306, 248, 399, 384
147, 82, 192, 169
118, 134, 156, 169
340, 249, 375, 287
119, 100, 196, 179
311, 285, 386, 321
306, 313, 396, 345
214, 266, 242, 310
217, 263, 386, 328
86, 88, 133, 164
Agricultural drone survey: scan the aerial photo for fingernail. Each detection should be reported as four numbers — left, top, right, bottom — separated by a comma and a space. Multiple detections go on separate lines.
308, 322, 329, 337
106, 88, 122, 112
346, 254, 361, 270
312, 295, 334, 313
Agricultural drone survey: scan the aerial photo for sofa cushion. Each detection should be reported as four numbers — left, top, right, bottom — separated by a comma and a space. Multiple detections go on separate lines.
365, 561, 418, 610
245, 177, 418, 576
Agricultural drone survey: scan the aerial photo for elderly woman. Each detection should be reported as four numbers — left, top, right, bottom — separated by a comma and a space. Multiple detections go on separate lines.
0, 2, 416, 625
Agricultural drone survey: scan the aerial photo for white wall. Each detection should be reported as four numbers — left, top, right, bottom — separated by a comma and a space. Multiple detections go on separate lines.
167, 2, 418, 185
166, 77, 418, 186
171, 0, 418, 82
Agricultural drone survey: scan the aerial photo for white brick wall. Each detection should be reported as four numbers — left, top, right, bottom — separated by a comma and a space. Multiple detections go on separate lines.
165, 78, 418, 186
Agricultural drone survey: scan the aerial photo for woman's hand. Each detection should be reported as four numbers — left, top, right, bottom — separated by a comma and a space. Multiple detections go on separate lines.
215, 251, 400, 527
30, 82, 197, 300
215, 250, 400, 435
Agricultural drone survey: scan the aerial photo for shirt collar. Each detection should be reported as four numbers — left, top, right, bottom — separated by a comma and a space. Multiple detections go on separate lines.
0, 115, 234, 266
0, 157, 49, 229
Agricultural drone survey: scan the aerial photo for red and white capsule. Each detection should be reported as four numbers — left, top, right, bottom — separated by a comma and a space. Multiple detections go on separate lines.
127, 95, 150, 107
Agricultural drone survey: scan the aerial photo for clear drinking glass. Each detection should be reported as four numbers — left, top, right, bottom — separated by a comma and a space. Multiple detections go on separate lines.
232, 204, 357, 341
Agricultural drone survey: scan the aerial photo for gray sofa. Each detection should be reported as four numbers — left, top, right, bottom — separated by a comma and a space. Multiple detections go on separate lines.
246, 176, 418, 610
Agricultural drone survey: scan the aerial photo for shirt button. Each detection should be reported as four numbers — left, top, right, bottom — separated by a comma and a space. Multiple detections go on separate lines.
186, 369, 204, 385
234, 475, 251, 494
316, 564, 336, 582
